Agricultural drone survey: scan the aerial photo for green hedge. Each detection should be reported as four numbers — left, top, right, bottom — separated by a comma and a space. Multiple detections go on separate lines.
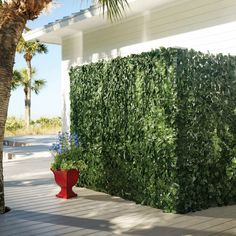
70, 47, 236, 213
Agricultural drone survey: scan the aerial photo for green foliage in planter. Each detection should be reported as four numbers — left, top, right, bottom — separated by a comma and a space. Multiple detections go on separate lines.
70, 47, 236, 213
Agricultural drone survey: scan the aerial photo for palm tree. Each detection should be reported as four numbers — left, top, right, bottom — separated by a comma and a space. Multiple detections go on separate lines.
0, 0, 128, 214
12, 68, 46, 124
17, 39, 48, 128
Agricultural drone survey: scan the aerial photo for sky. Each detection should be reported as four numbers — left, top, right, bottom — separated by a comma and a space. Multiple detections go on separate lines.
8, 0, 91, 120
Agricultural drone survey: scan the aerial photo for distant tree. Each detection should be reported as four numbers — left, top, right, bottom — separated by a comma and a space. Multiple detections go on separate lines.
12, 68, 46, 125
17, 39, 48, 128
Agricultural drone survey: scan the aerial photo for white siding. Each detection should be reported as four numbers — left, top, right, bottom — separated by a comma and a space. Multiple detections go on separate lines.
82, 0, 236, 63
61, 34, 83, 131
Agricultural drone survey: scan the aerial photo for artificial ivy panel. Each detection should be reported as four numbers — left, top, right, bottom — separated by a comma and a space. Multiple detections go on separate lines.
70, 47, 236, 213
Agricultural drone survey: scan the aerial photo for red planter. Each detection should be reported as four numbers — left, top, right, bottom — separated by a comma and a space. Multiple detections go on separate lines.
51, 169, 80, 199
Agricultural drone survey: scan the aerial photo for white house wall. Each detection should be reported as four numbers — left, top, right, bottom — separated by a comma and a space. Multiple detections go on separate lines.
83, 0, 236, 63
61, 34, 83, 131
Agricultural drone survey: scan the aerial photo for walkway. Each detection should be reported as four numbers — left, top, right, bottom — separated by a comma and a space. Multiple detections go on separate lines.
0, 136, 236, 236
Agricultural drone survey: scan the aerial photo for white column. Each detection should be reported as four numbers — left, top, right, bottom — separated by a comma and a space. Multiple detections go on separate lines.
61, 60, 71, 132
61, 33, 83, 132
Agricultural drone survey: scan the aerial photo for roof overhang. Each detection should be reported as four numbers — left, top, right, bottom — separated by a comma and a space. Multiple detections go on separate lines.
24, 0, 181, 45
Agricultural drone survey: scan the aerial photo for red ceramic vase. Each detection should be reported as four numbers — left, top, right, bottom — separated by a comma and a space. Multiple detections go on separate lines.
51, 169, 80, 199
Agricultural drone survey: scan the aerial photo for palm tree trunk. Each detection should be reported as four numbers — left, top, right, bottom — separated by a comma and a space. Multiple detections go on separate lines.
24, 86, 29, 128
0, 69, 12, 214
0, 9, 26, 214
25, 60, 32, 128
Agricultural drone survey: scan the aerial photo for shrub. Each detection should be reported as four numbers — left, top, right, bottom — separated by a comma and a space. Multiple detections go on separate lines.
5, 116, 61, 136
70, 47, 236, 213
5, 117, 24, 132
35, 117, 61, 127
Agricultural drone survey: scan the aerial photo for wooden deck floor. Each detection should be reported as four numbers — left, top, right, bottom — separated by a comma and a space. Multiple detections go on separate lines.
1, 139, 236, 236
1, 169, 235, 235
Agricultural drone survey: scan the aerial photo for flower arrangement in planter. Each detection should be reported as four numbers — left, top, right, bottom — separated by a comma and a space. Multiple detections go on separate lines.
50, 132, 86, 199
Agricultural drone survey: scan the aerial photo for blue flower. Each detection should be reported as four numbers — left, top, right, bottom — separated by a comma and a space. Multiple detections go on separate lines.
49, 132, 80, 156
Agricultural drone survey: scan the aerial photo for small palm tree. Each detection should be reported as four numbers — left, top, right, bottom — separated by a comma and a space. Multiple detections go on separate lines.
17, 39, 48, 128
12, 68, 46, 126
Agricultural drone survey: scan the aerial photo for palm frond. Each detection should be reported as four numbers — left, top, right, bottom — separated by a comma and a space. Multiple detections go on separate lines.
32, 79, 46, 94
12, 70, 23, 90
17, 38, 48, 56
97, 0, 129, 20
19, 68, 36, 85
36, 43, 48, 54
